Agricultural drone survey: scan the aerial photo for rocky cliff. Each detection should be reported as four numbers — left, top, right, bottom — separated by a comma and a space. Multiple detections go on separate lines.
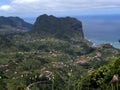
32, 14, 84, 40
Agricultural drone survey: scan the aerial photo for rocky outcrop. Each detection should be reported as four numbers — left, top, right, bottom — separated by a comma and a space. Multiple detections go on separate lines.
32, 14, 84, 40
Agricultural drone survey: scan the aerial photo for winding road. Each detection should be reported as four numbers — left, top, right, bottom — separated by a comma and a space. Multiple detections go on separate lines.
26, 81, 51, 90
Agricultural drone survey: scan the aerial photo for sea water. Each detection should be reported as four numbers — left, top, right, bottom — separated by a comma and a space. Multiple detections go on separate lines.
78, 15, 120, 49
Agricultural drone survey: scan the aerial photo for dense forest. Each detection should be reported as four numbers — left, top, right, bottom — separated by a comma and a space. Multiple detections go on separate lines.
0, 14, 120, 90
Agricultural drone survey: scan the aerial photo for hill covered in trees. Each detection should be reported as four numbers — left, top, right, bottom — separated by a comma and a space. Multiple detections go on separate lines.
0, 16, 32, 35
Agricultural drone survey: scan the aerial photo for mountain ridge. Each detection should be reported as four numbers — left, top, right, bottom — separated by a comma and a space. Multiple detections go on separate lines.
0, 16, 33, 35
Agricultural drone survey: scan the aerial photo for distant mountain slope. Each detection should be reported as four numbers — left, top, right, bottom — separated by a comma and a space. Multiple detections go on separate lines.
32, 14, 84, 40
0, 16, 33, 35
0, 16, 33, 30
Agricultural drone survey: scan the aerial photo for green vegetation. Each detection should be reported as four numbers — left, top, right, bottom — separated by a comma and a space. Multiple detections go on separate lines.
0, 16, 32, 36
0, 14, 120, 90
83, 57, 120, 90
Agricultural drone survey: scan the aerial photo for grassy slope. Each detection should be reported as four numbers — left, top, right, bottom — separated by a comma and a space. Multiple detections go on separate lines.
0, 35, 120, 90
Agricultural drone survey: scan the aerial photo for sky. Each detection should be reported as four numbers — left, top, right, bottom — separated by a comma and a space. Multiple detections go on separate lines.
0, 0, 120, 17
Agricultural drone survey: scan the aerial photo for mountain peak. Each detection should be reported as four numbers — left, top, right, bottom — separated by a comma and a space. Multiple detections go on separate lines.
32, 14, 84, 40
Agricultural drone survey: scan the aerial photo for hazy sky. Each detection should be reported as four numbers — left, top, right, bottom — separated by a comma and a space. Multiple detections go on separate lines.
0, 0, 120, 17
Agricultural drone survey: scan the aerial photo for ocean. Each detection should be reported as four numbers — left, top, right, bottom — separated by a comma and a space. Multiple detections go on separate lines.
77, 15, 120, 49
23, 15, 120, 49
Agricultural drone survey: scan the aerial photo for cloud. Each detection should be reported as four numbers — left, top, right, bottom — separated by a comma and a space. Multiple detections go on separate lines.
0, 5, 11, 11
12, 0, 39, 4
0, 0, 120, 17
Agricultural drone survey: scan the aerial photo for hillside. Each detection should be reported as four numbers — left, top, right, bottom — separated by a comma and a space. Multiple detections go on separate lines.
0, 16, 33, 35
0, 14, 120, 90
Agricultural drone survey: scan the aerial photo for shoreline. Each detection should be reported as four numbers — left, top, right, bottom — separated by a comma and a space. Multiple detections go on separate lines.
85, 37, 120, 49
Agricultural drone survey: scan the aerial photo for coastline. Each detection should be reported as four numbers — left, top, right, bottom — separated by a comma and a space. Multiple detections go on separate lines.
86, 37, 120, 49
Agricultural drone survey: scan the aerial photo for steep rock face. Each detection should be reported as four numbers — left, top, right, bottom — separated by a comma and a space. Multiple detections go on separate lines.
0, 16, 33, 30
32, 14, 84, 40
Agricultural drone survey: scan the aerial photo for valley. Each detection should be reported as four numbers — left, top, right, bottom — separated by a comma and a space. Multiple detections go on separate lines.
0, 14, 120, 90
